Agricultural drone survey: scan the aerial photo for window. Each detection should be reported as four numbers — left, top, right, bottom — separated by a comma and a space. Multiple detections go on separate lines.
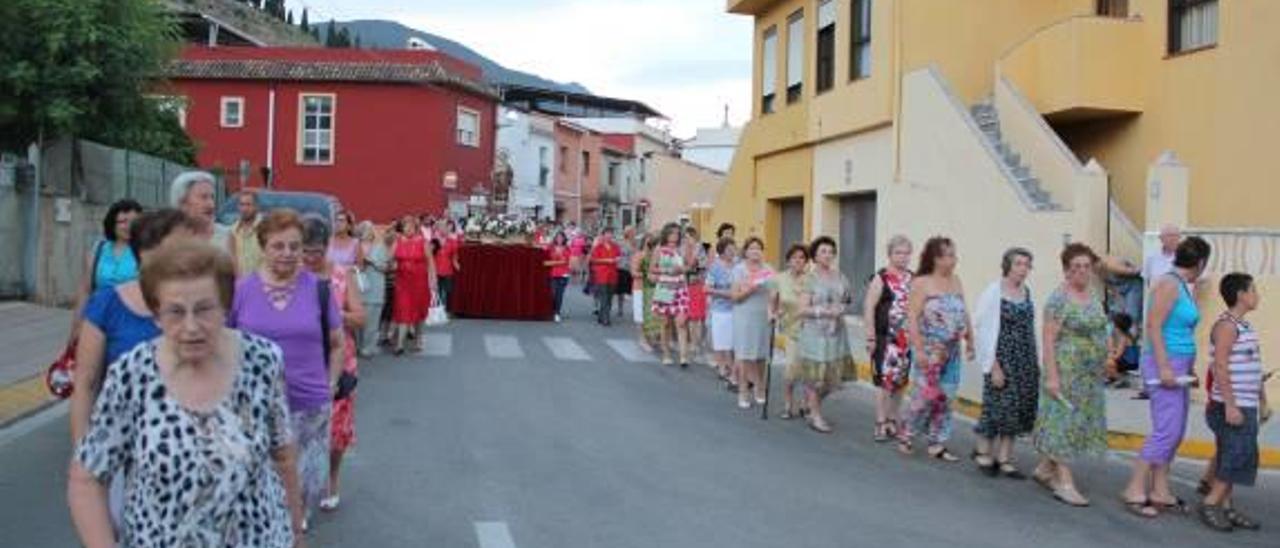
786, 10, 804, 103
1168, 0, 1218, 54
298, 94, 334, 165
607, 162, 620, 187
1097, 0, 1128, 17
639, 157, 647, 183
816, 1, 836, 93
761, 27, 778, 114
220, 97, 244, 128
539, 146, 550, 187
581, 151, 591, 177
850, 0, 872, 80
559, 145, 568, 173
457, 107, 480, 147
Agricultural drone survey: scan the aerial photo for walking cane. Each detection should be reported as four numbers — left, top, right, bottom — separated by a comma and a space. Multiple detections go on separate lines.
761, 319, 776, 421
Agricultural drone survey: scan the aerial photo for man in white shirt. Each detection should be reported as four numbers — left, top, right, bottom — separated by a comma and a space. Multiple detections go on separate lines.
1142, 224, 1182, 290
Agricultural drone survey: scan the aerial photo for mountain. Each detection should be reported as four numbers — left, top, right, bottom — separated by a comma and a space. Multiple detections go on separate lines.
327, 20, 590, 94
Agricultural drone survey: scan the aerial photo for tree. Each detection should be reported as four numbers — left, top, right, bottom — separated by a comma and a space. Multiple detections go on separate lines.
335, 27, 352, 48
0, 0, 196, 163
299, 8, 309, 32
353, 34, 361, 49
286, 9, 293, 25
324, 19, 337, 47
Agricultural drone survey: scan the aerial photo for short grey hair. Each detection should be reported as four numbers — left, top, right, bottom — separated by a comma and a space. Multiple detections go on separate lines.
886, 234, 912, 256
1001, 247, 1034, 277
356, 220, 376, 240
169, 171, 216, 208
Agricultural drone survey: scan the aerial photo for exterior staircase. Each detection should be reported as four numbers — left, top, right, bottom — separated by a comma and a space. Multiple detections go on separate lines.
970, 102, 1058, 210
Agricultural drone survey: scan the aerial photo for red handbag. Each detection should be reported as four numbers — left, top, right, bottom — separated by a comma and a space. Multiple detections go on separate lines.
45, 343, 77, 399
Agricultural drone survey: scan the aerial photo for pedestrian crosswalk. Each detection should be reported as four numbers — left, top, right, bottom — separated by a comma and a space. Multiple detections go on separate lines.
405, 333, 657, 364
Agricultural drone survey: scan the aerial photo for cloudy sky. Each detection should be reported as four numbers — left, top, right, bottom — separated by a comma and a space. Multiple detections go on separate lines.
286, 0, 754, 138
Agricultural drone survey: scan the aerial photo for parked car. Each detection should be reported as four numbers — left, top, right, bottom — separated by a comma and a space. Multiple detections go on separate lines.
216, 190, 341, 227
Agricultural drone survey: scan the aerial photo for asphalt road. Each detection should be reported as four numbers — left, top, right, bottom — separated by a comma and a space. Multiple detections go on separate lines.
1, 286, 1275, 547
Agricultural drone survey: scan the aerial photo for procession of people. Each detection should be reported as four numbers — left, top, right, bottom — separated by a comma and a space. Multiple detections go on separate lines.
59, 171, 1271, 547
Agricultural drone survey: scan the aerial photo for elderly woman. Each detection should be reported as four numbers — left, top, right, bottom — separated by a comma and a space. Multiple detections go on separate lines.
229, 209, 344, 529
299, 215, 366, 513
731, 237, 776, 409
66, 199, 144, 351
794, 237, 854, 433
899, 237, 975, 461
68, 240, 303, 547
971, 248, 1039, 478
169, 171, 230, 252
390, 214, 437, 354
1032, 243, 1109, 507
1121, 236, 1212, 516
357, 221, 391, 357
774, 244, 810, 420
706, 237, 738, 385
863, 235, 913, 442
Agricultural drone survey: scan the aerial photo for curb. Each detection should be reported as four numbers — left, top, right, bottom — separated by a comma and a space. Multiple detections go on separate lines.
840, 360, 1280, 469
0, 374, 58, 429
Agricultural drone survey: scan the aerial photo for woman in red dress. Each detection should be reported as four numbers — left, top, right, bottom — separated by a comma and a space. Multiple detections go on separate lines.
391, 214, 437, 354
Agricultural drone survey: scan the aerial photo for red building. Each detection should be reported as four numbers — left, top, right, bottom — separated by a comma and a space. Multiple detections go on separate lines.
166, 46, 498, 222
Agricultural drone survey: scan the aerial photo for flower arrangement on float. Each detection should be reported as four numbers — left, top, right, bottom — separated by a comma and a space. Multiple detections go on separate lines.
464, 214, 538, 244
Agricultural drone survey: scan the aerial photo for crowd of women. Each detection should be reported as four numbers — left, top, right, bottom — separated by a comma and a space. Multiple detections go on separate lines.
563, 220, 1270, 534
60, 168, 1270, 545
62, 171, 476, 547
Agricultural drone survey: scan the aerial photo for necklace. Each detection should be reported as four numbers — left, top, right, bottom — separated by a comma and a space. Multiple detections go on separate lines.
261, 273, 298, 311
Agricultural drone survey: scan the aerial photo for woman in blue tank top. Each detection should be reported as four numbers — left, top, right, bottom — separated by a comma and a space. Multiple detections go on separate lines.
1121, 236, 1212, 518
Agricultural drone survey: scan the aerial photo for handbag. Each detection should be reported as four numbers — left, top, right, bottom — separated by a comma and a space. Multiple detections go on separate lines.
426, 294, 449, 326
46, 343, 77, 399
333, 370, 358, 401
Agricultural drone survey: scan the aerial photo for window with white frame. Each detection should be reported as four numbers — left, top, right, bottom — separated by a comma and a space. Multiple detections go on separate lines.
851, 0, 873, 80
761, 26, 778, 114
1168, 0, 1217, 53
457, 107, 480, 147
816, 0, 836, 93
299, 94, 334, 165
786, 9, 805, 104
220, 97, 244, 128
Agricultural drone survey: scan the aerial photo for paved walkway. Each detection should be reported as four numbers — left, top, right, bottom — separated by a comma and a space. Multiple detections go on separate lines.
0, 302, 69, 427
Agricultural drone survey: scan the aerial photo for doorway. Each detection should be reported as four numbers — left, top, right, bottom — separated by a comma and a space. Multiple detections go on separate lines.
838, 193, 876, 313
778, 198, 805, 264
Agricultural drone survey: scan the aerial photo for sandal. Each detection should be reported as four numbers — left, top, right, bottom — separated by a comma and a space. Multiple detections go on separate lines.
1150, 496, 1191, 515
780, 406, 798, 420
927, 446, 959, 462
873, 421, 890, 443
1052, 486, 1090, 507
1199, 504, 1234, 532
807, 417, 833, 434
1123, 498, 1158, 518
1196, 479, 1212, 496
1224, 507, 1260, 531
997, 461, 1027, 480
1032, 468, 1056, 491
896, 438, 914, 456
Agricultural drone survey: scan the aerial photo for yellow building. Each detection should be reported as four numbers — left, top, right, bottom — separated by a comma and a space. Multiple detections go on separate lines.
718, 0, 1280, 402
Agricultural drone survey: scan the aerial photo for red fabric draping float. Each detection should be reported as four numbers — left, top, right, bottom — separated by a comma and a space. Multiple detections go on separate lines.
451, 244, 553, 321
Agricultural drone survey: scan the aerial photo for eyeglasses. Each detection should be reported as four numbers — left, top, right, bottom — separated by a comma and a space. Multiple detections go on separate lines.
302, 247, 326, 257
157, 302, 223, 325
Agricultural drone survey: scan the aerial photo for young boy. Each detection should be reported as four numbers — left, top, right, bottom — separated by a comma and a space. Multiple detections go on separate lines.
1199, 272, 1268, 532
1105, 312, 1139, 388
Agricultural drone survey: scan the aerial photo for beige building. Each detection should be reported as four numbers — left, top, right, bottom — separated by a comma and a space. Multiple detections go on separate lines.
717, 0, 1280, 402
644, 154, 726, 234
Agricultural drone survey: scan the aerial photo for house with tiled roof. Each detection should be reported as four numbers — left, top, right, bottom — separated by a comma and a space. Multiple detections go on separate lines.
165, 45, 498, 221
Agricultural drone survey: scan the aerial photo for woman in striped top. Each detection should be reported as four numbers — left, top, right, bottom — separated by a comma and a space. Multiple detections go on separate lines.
1199, 272, 1267, 532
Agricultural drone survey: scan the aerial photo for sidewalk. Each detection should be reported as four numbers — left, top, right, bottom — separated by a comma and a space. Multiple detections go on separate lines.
827, 317, 1280, 469
0, 301, 70, 427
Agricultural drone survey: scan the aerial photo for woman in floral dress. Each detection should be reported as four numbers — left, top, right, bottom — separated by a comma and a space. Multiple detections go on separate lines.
863, 235, 914, 442
649, 223, 691, 367
1032, 243, 1108, 507
774, 244, 810, 419
972, 248, 1039, 479
794, 237, 854, 433
640, 236, 665, 352
900, 237, 974, 461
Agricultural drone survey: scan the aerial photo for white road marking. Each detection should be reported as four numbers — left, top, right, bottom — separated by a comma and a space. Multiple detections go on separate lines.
606, 339, 653, 363
484, 335, 525, 359
419, 333, 452, 357
543, 337, 591, 361
474, 521, 517, 548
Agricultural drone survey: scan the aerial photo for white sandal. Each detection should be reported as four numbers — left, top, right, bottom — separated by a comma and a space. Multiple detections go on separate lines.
319, 494, 341, 511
